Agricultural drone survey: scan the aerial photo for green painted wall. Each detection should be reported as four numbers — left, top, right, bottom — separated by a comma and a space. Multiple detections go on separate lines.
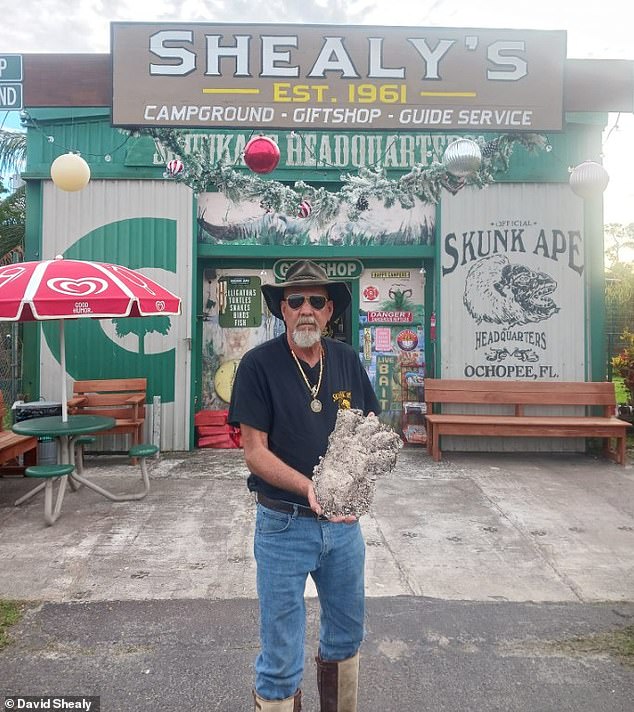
39, 218, 179, 403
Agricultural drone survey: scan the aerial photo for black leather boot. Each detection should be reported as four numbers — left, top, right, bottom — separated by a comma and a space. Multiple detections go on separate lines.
315, 652, 359, 712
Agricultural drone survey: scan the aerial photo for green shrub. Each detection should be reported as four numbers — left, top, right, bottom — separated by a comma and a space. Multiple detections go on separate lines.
612, 329, 634, 404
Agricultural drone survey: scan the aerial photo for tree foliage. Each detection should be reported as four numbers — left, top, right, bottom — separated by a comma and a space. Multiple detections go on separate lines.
0, 129, 26, 263
611, 327, 634, 404
0, 185, 25, 264
605, 223, 634, 390
0, 129, 26, 177
605, 222, 634, 268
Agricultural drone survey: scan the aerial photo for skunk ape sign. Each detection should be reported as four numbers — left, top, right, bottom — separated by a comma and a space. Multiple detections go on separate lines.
440, 184, 585, 380
462, 255, 560, 328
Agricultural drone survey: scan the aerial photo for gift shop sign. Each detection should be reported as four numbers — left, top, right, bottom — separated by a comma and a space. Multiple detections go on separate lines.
273, 259, 362, 281
111, 23, 565, 131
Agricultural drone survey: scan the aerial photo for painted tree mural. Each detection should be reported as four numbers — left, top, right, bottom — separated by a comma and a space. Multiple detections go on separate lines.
112, 316, 172, 355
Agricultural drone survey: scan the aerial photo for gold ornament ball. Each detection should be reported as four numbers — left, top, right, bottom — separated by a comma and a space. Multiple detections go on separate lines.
50, 153, 91, 192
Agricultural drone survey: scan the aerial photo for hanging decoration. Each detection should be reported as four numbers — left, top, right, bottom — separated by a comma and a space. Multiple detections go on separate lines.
145, 128, 549, 225
243, 135, 281, 174
50, 152, 91, 192
568, 160, 610, 200
442, 138, 482, 177
297, 200, 312, 218
481, 138, 500, 158
165, 158, 184, 177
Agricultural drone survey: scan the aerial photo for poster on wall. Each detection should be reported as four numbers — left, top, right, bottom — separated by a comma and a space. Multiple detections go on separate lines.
358, 268, 426, 437
197, 193, 434, 247
201, 270, 275, 410
218, 275, 262, 328
440, 184, 585, 381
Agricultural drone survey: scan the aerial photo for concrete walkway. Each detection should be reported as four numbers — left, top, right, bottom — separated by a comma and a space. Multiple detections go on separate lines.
1, 448, 633, 710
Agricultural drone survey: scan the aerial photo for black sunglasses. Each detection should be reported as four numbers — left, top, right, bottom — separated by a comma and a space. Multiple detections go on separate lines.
284, 294, 328, 310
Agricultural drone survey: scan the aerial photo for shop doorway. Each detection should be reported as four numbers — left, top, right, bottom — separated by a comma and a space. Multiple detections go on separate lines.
328, 282, 352, 345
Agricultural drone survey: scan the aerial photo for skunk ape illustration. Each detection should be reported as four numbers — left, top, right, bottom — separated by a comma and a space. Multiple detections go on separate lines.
463, 254, 559, 326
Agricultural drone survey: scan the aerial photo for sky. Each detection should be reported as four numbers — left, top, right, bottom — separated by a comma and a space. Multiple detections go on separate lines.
1, 0, 633, 227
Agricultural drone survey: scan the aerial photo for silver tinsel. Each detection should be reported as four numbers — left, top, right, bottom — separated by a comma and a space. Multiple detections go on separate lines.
142, 128, 549, 224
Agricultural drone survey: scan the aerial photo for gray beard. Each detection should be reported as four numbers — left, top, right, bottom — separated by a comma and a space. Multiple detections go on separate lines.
292, 327, 321, 348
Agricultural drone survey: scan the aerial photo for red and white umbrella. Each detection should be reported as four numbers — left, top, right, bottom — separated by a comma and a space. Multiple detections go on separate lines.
0, 256, 182, 420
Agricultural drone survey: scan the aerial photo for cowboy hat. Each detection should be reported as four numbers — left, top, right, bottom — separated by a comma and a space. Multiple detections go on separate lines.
262, 260, 351, 321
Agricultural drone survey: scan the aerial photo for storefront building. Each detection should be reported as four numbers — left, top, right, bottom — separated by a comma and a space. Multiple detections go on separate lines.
17, 25, 634, 452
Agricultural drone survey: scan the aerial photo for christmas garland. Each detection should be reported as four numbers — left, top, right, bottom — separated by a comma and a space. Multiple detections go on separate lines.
144, 127, 549, 224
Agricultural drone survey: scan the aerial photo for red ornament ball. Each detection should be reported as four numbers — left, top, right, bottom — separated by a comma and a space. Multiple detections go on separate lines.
243, 136, 280, 174
166, 158, 184, 176
297, 200, 312, 218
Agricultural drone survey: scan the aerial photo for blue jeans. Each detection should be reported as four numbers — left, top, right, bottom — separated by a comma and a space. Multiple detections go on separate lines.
254, 502, 366, 700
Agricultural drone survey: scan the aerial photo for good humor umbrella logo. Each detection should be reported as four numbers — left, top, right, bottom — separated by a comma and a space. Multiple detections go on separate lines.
111, 265, 158, 296
47, 277, 109, 295
0, 265, 26, 289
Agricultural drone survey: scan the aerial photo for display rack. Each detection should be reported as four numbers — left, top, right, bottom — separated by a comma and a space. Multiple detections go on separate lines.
400, 367, 426, 446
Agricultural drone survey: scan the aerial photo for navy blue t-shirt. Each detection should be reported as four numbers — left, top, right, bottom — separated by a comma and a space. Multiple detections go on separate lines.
228, 334, 381, 506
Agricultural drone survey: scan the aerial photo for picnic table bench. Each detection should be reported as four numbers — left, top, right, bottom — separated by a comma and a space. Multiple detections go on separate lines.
67, 378, 146, 451
424, 379, 628, 465
0, 391, 38, 474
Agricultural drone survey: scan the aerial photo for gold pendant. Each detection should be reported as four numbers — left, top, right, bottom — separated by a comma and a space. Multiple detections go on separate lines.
310, 398, 322, 413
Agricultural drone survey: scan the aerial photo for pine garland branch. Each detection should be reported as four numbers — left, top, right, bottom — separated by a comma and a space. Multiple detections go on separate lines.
142, 128, 548, 224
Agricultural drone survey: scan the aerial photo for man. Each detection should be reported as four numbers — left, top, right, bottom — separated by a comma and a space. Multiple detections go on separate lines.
228, 260, 380, 712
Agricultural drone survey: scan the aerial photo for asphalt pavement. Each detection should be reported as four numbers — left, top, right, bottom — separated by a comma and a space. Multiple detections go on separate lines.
0, 447, 633, 711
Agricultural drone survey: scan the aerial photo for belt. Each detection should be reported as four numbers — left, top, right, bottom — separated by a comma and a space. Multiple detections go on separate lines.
256, 493, 321, 518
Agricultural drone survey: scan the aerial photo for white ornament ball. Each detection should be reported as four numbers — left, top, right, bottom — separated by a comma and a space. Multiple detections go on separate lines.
298, 200, 312, 218
442, 138, 482, 178
166, 158, 184, 177
50, 153, 91, 192
569, 161, 609, 200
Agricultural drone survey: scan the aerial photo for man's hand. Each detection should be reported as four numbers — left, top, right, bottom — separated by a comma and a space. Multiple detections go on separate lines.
308, 485, 357, 524
307, 484, 323, 516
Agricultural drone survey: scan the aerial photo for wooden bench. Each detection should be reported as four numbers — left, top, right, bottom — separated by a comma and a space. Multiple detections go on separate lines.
67, 378, 147, 451
0, 392, 38, 475
424, 379, 628, 465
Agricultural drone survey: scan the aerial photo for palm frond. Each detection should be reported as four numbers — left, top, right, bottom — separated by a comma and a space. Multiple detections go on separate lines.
0, 185, 25, 262
0, 129, 27, 175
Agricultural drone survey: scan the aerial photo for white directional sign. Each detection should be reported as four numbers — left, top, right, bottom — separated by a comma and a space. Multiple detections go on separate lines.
0, 55, 23, 110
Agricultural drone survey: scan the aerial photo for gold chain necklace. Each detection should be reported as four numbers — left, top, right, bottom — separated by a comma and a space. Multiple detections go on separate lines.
290, 348, 324, 412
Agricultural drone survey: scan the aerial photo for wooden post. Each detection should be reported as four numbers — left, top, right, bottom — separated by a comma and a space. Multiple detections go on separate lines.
152, 395, 161, 454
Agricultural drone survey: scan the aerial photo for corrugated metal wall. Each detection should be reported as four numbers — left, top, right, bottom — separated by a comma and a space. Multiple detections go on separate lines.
438, 183, 587, 453
39, 180, 193, 451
